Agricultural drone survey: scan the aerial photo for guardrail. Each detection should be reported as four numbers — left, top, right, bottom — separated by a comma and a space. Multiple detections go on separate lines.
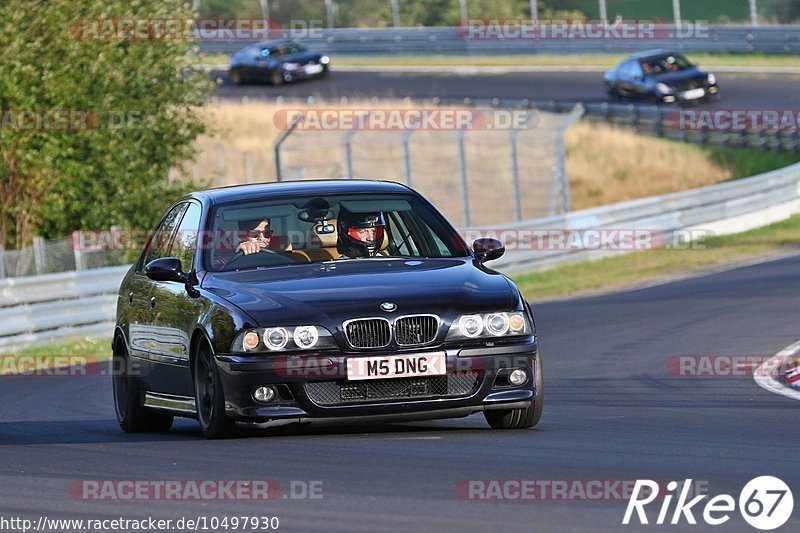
2, 160, 800, 349
199, 25, 800, 56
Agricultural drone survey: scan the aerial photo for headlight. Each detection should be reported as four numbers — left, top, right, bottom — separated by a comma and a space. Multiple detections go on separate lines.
283, 62, 300, 71
458, 315, 483, 338
320, 55, 330, 65
707, 73, 716, 85
447, 311, 531, 341
232, 325, 335, 353
264, 327, 289, 351
294, 325, 319, 349
656, 83, 672, 94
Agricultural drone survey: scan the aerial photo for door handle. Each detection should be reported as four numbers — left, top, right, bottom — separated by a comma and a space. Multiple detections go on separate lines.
150, 296, 156, 309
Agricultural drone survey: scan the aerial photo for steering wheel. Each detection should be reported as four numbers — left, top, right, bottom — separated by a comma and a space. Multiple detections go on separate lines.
221, 248, 276, 270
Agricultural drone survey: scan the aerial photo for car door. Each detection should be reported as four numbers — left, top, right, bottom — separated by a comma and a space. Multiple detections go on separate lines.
148, 201, 208, 397
127, 203, 186, 361
618, 61, 639, 97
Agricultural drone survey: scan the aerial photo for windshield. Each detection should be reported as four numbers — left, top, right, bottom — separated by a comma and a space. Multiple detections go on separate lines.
640, 54, 693, 75
205, 193, 469, 272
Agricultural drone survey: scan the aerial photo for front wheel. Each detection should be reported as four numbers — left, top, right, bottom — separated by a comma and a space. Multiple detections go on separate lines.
194, 341, 236, 439
484, 355, 543, 430
270, 70, 285, 86
112, 337, 173, 433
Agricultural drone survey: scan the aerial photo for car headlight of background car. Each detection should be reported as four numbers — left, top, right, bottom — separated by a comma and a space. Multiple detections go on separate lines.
446, 311, 532, 341
656, 83, 673, 94
707, 73, 716, 85
233, 325, 337, 353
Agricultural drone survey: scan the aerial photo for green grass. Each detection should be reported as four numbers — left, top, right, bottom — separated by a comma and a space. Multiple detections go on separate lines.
567, 0, 750, 22
704, 146, 800, 179
0, 336, 111, 375
511, 214, 800, 299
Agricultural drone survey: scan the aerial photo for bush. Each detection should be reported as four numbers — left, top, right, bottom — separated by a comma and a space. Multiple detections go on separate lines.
0, 0, 212, 249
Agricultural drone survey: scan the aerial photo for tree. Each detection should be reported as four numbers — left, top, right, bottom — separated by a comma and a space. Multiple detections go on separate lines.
0, 0, 212, 249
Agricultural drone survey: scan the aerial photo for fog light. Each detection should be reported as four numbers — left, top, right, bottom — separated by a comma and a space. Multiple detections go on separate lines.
253, 386, 276, 403
508, 369, 527, 386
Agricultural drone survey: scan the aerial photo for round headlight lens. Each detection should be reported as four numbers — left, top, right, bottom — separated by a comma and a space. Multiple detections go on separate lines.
320, 55, 330, 65
509, 313, 526, 334
293, 326, 319, 349
264, 327, 289, 350
656, 83, 672, 94
485, 313, 509, 336
242, 331, 260, 351
707, 73, 716, 85
459, 315, 483, 338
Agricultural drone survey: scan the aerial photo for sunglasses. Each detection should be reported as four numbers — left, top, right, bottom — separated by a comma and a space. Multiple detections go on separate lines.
248, 229, 274, 239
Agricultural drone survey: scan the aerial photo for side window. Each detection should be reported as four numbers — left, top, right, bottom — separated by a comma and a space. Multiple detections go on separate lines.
142, 204, 187, 268
386, 212, 420, 256
172, 203, 202, 271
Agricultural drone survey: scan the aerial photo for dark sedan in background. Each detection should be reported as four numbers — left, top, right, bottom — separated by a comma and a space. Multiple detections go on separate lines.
113, 180, 542, 438
604, 50, 720, 104
229, 39, 329, 86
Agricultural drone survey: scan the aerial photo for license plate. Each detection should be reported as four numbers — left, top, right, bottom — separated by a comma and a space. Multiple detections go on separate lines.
681, 88, 705, 100
347, 353, 446, 381
304, 64, 323, 75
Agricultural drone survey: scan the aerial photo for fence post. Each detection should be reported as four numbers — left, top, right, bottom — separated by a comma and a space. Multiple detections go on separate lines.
71, 230, 84, 272
509, 112, 532, 222
244, 151, 254, 182
273, 112, 303, 182
552, 104, 584, 215
457, 129, 471, 227
33, 236, 46, 275
0, 243, 5, 279
402, 128, 414, 186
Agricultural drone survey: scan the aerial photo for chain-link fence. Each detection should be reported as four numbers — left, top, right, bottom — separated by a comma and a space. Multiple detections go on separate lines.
0, 235, 132, 279
273, 106, 583, 227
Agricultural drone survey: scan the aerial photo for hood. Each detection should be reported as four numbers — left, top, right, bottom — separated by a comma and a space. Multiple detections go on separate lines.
648, 67, 707, 85
202, 258, 518, 328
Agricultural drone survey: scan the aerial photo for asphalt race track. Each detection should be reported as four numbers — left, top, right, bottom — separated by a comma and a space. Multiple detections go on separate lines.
214, 69, 800, 110
2, 254, 799, 532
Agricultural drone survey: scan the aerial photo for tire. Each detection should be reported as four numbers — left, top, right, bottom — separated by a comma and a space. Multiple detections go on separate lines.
112, 337, 173, 433
193, 340, 236, 439
270, 70, 285, 86
484, 355, 543, 430
230, 69, 245, 86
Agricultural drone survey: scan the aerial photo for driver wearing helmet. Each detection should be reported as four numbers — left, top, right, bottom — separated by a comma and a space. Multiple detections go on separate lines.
337, 209, 387, 259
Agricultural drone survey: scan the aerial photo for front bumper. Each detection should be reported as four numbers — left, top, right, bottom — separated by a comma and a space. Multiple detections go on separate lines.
661, 84, 719, 104
214, 338, 539, 423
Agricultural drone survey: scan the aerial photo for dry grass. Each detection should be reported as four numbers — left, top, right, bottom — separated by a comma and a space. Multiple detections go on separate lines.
565, 121, 734, 210
189, 100, 756, 220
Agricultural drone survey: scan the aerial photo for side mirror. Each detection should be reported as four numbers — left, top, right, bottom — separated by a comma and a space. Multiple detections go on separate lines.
473, 238, 505, 263
145, 257, 184, 282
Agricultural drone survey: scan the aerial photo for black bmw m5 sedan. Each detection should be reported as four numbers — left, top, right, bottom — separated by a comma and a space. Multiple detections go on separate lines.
113, 180, 542, 438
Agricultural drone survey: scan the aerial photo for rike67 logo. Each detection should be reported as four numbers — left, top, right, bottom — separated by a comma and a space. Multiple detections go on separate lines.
623, 476, 793, 530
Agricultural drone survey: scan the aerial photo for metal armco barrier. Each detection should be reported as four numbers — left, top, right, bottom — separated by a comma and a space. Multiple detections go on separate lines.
3, 160, 800, 348
199, 25, 800, 56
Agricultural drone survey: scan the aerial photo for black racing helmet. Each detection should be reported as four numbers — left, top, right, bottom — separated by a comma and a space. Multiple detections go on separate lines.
337, 208, 386, 258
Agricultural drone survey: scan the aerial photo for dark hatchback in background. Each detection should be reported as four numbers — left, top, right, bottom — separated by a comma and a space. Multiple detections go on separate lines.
229, 39, 329, 86
113, 180, 542, 438
604, 50, 720, 104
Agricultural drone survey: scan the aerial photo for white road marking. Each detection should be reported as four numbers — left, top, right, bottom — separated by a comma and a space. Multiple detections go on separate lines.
754, 340, 800, 401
